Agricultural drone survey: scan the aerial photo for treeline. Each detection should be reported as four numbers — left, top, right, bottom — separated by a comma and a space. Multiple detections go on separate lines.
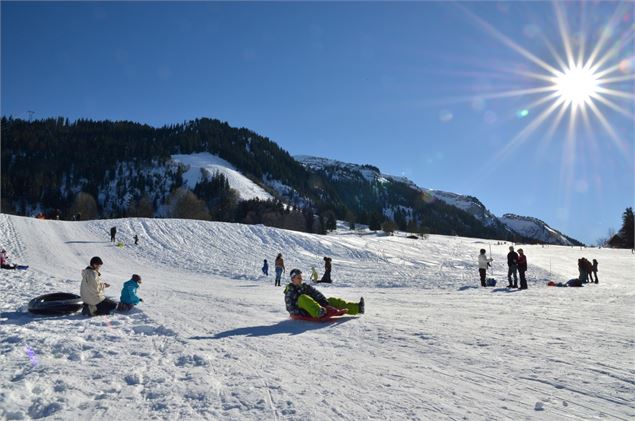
2, 116, 517, 240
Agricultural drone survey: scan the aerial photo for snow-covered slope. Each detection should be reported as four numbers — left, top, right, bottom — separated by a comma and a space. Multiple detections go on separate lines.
172, 152, 273, 201
1, 214, 633, 420
424, 190, 501, 227
499, 214, 578, 246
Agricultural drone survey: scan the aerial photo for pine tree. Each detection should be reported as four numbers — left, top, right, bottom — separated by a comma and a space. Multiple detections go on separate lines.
618, 207, 634, 248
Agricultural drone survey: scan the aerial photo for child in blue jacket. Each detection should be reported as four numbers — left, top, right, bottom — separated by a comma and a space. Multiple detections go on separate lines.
117, 274, 143, 312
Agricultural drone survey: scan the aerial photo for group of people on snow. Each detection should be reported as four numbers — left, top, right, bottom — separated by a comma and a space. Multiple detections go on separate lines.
578, 257, 599, 284
265, 254, 334, 286
478, 245, 601, 289
108, 226, 139, 245
478, 246, 528, 289
79, 256, 144, 316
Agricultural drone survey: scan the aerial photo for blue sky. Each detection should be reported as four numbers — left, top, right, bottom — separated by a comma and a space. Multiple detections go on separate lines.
2, 1, 633, 244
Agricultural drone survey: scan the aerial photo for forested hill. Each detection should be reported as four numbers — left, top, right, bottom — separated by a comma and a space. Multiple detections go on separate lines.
1, 116, 574, 243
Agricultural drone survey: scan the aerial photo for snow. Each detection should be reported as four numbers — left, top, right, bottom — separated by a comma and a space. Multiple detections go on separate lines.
172, 152, 273, 201
1, 213, 634, 420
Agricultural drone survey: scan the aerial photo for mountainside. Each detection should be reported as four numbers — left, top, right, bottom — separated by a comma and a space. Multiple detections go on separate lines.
1, 117, 580, 244
499, 214, 584, 246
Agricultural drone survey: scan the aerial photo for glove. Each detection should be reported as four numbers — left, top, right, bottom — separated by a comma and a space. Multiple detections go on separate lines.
139, 298, 143, 302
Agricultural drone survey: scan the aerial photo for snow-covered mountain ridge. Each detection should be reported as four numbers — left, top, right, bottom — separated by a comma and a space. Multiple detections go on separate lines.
295, 155, 581, 245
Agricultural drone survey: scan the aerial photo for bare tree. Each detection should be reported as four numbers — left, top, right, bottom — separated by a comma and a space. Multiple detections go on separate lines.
168, 188, 210, 220
69, 192, 98, 220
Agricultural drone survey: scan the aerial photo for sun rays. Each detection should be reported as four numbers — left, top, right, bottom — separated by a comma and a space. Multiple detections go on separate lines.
453, 1, 634, 187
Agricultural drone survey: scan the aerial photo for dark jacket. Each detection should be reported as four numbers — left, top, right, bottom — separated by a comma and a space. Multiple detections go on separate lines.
507, 251, 519, 267
284, 283, 328, 316
517, 254, 527, 271
324, 258, 332, 272
592, 260, 598, 272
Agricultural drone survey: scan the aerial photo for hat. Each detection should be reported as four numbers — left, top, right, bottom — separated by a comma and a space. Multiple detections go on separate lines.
509, 246, 514, 251
289, 269, 302, 279
132, 274, 141, 282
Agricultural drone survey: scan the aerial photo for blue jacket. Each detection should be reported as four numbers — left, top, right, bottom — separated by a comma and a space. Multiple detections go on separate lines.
120, 279, 141, 305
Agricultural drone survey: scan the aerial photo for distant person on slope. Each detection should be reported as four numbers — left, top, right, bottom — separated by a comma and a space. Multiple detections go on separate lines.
80, 256, 117, 316
133, 234, 139, 245
318, 256, 333, 283
517, 249, 528, 290
262, 259, 269, 276
591, 259, 599, 284
110, 226, 117, 242
478, 249, 493, 287
117, 274, 143, 312
284, 269, 364, 319
583, 258, 594, 283
274, 253, 285, 286
310, 266, 319, 282
0, 249, 17, 270
507, 246, 519, 288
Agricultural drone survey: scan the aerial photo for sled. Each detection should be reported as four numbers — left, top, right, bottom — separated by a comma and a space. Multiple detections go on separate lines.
28, 292, 83, 315
116, 242, 124, 248
17, 265, 29, 270
486, 278, 496, 287
290, 307, 348, 322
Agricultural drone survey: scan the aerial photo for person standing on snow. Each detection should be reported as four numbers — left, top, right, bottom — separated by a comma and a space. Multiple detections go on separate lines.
591, 259, 599, 283
133, 234, 139, 245
110, 226, 117, 242
117, 274, 143, 312
262, 259, 269, 276
507, 246, 519, 288
310, 266, 319, 282
274, 253, 285, 286
517, 249, 528, 290
478, 249, 493, 287
318, 256, 333, 283
284, 269, 364, 319
80, 256, 117, 316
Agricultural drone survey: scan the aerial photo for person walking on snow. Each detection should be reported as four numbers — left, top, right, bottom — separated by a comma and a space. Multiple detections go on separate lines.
310, 266, 319, 282
80, 256, 117, 316
478, 249, 493, 287
592, 259, 599, 283
284, 269, 364, 319
517, 249, 528, 290
507, 246, 519, 288
117, 274, 143, 312
133, 234, 139, 245
274, 253, 285, 286
110, 226, 117, 242
262, 259, 269, 276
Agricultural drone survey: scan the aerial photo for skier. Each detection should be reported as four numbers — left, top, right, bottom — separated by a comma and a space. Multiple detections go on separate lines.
507, 246, 519, 288
262, 259, 269, 276
477, 249, 493, 287
591, 259, 599, 283
517, 248, 528, 290
284, 269, 364, 319
110, 226, 117, 242
310, 266, 319, 282
274, 253, 285, 286
80, 256, 118, 316
117, 274, 143, 312
0, 249, 17, 270
318, 256, 332, 283
133, 234, 139, 245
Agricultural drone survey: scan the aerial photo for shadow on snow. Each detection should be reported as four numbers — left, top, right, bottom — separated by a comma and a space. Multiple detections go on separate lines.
190, 317, 355, 340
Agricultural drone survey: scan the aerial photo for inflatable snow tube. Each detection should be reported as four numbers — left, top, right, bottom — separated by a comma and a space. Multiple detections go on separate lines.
28, 293, 83, 315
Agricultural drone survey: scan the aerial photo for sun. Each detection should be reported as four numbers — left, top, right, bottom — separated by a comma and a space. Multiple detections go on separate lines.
553, 65, 600, 108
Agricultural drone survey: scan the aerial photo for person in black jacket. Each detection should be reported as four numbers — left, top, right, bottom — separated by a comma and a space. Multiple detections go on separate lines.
110, 226, 117, 242
507, 246, 519, 288
318, 256, 332, 283
284, 269, 363, 318
591, 259, 599, 283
